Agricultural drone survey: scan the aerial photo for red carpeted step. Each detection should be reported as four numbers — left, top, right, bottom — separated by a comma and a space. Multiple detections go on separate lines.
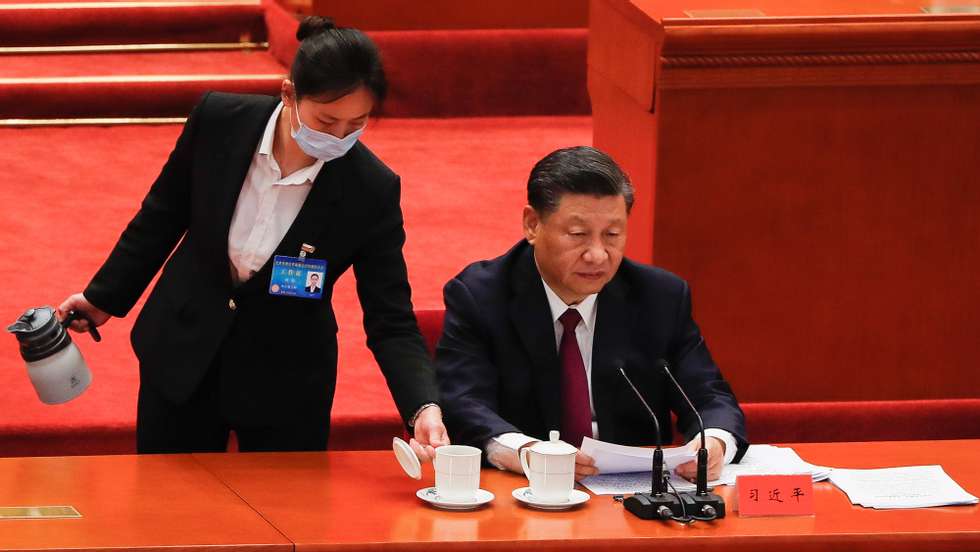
267, 26, 591, 118
0, 50, 286, 118
261, 2, 590, 117
0, 116, 593, 456
0, 1, 267, 47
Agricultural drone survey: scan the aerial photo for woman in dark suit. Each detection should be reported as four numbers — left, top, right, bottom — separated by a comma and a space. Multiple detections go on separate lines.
57, 17, 448, 457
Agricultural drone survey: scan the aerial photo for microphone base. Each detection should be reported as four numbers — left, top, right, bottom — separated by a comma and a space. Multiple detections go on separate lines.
682, 492, 726, 519
624, 492, 685, 520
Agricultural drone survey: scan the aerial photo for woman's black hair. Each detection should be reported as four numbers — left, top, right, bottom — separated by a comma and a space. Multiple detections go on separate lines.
290, 16, 387, 105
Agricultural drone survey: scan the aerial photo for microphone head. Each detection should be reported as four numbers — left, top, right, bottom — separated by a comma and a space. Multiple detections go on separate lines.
615, 360, 627, 378
655, 358, 670, 371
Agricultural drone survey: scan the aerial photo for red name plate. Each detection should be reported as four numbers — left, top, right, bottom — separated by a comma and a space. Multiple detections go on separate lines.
736, 474, 814, 516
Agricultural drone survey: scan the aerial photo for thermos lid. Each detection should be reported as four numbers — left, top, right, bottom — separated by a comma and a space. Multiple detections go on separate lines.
7, 307, 72, 363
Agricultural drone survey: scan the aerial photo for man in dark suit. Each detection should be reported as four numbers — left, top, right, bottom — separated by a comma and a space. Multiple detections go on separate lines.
305, 273, 322, 294
436, 146, 747, 480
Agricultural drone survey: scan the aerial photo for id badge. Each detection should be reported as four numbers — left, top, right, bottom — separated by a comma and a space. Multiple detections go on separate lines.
269, 255, 327, 299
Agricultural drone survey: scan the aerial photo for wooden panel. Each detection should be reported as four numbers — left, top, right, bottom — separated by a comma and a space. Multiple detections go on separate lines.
0, 454, 291, 552
652, 82, 980, 403
311, 0, 589, 30
623, 0, 980, 20
195, 443, 980, 551
587, 0, 662, 111
660, 19, 980, 55
588, 69, 659, 262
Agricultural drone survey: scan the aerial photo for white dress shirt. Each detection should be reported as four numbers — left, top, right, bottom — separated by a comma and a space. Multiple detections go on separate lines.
227, 102, 325, 284
487, 278, 737, 470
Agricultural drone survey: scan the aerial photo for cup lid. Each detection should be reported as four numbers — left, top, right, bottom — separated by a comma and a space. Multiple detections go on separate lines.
392, 437, 422, 480
528, 430, 578, 455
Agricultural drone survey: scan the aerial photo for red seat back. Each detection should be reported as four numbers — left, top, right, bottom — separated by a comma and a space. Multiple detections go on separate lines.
415, 309, 446, 358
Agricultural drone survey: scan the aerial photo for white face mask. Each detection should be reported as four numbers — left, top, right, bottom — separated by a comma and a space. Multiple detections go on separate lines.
289, 105, 365, 162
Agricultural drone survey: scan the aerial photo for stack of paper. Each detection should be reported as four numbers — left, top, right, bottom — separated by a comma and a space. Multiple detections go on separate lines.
828, 465, 978, 509
711, 445, 832, 485
579, 442, 830, 496
579, 437, 696, 473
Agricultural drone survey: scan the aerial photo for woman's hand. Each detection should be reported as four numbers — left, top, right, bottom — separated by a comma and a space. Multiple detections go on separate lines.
57, 293, 111, 332
410, 404, 450, 463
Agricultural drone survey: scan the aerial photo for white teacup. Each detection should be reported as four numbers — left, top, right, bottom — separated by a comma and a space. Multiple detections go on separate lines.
520, 430, 577, 503
434, 445, 482, 501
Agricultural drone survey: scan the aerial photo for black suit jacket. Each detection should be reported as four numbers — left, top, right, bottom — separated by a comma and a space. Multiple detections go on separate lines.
436, 240, 748, 460
84, 92, 437, 428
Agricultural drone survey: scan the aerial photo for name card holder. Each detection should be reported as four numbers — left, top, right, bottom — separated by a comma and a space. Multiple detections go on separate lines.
735, 474, 814, 517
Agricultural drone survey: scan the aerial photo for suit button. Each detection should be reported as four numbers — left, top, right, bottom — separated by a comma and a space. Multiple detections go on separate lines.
228, 298, 237, 311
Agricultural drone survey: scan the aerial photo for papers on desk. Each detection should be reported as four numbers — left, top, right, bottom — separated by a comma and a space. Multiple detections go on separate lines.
578, 443, 831, 496
577, 441, 978, 511
714, 444, 832, 486
828, 465, 979, 509
579, 437, 695, 474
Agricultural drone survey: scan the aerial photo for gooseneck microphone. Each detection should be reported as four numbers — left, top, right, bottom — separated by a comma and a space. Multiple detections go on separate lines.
656, 358, 708, 494
618, 365, 666, 495
617, 362, 684, 521
657, 358, 726, 519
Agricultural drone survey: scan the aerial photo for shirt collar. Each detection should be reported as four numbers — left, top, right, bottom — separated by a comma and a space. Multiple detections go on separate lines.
540, 278, 598, 331
259, 102, 325, 186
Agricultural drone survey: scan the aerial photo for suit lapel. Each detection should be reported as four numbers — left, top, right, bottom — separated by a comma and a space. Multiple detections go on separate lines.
509, 244, 563, 434
591, 271, 635, 443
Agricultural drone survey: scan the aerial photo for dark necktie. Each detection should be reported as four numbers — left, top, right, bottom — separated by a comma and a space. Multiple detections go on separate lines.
559, 308, 592, 448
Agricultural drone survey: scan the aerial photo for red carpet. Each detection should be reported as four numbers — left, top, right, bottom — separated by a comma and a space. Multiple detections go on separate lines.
0, 51, 288, 79
0, 29, 589, 119
0, 2, 268, 47
0, 116, 593, 455
0, 51, 287, 118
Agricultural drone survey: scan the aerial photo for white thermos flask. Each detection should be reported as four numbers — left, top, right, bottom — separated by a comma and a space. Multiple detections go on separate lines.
7, 306, 101, 404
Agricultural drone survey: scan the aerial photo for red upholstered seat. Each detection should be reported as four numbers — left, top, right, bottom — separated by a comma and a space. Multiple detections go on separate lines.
415, 309, 446, 357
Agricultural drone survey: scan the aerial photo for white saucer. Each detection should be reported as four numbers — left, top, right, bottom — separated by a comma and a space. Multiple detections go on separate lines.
512, 487, 590, 510
417, 487, 495, 510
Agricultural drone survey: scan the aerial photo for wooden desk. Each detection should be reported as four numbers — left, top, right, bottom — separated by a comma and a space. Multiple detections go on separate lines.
196, 439, 980, 552
0, 454, 291, 552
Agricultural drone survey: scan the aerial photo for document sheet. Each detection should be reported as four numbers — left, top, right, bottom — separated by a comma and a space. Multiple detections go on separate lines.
828, 465, 978, 509
579, 437, 695, 474
579, 443, 831, 495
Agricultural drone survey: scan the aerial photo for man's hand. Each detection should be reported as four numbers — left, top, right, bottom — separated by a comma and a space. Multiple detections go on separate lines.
674, 436, 725, 481
409, 405, 450, 463
57, 293, 111, 332
575, 450, 598, 481
489, 441, 599, 482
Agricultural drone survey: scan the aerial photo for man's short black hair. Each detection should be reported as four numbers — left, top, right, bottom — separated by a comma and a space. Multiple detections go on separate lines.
527, 146, 633, 216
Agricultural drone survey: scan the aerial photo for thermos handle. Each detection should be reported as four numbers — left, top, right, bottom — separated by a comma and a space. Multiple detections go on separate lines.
62, 310, 102, 342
